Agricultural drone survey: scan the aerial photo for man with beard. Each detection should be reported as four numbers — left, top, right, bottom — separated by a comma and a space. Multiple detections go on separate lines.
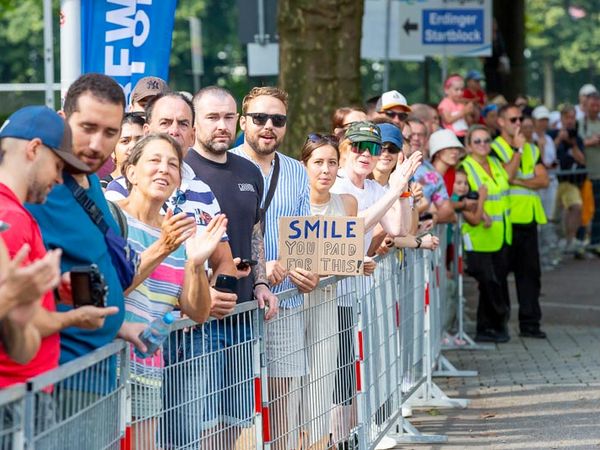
231, 86, 319, 449
170, 86, 277, 448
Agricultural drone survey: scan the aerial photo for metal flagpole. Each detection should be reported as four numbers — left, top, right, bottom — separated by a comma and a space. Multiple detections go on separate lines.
60, 0, 81, 106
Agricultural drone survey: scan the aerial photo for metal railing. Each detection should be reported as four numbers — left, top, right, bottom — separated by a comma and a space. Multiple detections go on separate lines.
1, 224, 482, 449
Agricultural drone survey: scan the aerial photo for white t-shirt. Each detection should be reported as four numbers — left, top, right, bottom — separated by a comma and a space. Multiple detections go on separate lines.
331, 176, 387, 251
533, 132, 557, 169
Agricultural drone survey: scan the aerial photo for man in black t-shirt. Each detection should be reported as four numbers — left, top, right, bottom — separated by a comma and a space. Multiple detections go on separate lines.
185, 86, 278, 447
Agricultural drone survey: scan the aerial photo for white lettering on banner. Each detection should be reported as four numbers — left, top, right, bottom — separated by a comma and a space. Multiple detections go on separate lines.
428, 12, 477, 28
104, 0, 152, 79
424, 29, 482, 43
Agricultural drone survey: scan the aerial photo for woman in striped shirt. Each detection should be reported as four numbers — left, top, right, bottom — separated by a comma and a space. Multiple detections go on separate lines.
117, 133, 227, 449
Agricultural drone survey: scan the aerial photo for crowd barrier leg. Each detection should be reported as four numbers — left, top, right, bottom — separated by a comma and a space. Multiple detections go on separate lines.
442, 219, 495, 352
0, 385, 26, 450
389, 250, 448, 445
404, 249, 469, 410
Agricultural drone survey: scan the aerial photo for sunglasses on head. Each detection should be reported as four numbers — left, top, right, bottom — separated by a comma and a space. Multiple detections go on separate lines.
307, 133, 338, 146
471, 138, 492, 145
245, 112, 287, 128
382, 143, 401, 154
350, 141, 382, 157
508, 116, 523, 124
384, 110, 409, 121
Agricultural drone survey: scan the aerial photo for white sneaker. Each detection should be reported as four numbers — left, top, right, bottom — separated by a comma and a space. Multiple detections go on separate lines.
375, 435, 398, 449
402, 405, 413, 417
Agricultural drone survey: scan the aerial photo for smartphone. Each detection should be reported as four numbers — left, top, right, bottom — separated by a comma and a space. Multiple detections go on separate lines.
213, 274, 238, 294
419, 212, 433, 221
71, 265, 107, 308
236, 259, 258, 271
465, 191, 480, 201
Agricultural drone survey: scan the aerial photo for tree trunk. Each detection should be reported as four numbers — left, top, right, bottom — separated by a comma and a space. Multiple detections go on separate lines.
278, 0, 364, 158
494, 0, 526, 100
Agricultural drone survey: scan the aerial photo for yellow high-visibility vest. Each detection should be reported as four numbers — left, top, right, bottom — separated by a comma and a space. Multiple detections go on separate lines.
460, 155, 512, 252
491, 137, 547, 225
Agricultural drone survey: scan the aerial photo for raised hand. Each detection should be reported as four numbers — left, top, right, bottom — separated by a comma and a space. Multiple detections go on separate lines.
389, 151, 423, 192
158, 209, 197, 254
186, 214, 228, 267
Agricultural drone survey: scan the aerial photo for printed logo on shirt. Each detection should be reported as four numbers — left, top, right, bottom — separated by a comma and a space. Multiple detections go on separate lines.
238, 183, 256, 193
194, 209, 214, 226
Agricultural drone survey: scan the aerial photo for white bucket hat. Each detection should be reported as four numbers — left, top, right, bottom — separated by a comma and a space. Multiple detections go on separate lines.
429, 129, 464, 159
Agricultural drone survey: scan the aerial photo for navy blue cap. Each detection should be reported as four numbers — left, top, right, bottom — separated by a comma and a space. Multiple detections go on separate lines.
0, 106, 90, 173
465, 70, 484, 81
378, 123, 403, 148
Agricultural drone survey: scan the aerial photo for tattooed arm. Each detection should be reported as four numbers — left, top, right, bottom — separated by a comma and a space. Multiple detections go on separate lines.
251, 221, 278, 320
251, 221, 268, 285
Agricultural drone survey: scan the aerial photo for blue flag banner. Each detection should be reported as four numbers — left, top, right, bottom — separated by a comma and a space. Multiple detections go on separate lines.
81, 0, 177, 102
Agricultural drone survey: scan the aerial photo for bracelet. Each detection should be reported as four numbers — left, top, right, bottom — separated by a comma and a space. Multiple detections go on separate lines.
400, 191, 412, 198
253, 282, 270, 290
415, 236, 422, 249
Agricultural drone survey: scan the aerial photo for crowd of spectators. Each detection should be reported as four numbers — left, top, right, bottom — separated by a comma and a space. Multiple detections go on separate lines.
1, 70, 599, 449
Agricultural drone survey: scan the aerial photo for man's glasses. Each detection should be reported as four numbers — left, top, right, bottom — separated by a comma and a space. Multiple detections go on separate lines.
382, 143, 401, 154
350, 141, 382, 157
245, 113, 287, 128
508, 116, 523, 124
307, 133, 338, 146
384, 111, 409, 121
171, 189, 187, 214
471, 138, 492, 145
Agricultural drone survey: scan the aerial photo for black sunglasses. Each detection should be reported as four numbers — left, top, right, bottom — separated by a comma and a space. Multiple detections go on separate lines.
471, 138, 492, 145
245, 112, 287, 128
384, 111, 409, 121
382, 143, 401, 154
508, 116, 523, 124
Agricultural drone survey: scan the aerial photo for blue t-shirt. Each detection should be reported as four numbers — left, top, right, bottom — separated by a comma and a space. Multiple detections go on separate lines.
26, 174, 125, 365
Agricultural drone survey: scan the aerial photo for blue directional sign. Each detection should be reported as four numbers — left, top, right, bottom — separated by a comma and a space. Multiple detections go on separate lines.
361, 0, 491, 60
422, 9, 484, 45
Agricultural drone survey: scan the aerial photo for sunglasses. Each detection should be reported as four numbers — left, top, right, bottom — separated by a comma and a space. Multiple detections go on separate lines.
245, 112, 287, 128
307, 133, 338, 146
382, 143, 401, 154
350, 141, 382, 157
171, 189, 187, 214
508, 116, 523, 124
384, 111, 409, 121
472, 138, 492, 145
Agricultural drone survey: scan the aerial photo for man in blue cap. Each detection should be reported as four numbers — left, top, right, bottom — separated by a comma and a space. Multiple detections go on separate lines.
465, 69, 487, 107
0, 106, 118, 390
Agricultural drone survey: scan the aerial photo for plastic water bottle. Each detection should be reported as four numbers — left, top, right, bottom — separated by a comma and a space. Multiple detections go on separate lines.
134, 312, 175, 358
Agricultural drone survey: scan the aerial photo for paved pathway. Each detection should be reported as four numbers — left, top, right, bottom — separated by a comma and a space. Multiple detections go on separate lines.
397, 257, 600, 449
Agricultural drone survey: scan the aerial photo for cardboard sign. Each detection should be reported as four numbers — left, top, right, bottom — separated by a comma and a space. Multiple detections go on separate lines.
279, 216, 365, 276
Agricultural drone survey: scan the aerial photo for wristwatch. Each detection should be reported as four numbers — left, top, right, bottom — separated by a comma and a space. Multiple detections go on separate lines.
415, 236, 422, 249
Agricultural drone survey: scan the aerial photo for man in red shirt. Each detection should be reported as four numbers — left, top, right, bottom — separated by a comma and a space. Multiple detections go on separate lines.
0, 106, 117, 388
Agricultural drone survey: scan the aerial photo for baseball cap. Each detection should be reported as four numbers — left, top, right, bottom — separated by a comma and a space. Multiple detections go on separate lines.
344, 121, 382, 145
429, 129, 464, 159
532, 105, 550, 120
130, 76, 170, 105
376, 90, 412, 112
579, 84, 598, 97
378, 123, 403, 148
465, 70, 484, 81
0, 106, 90, 174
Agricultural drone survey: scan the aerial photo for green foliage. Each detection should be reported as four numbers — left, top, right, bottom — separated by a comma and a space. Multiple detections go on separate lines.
526, 0, 599, 74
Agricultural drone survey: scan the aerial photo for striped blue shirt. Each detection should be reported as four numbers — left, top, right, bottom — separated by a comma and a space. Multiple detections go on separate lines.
230, 146, 310, 308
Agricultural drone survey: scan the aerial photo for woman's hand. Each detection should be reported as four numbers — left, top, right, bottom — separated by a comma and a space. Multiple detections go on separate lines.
186, 214, 228, 267
389, 151, 423, 193
420, 233, 440, 251
267, 261, 287, 286
363, 256, 377, 276
410, 182, 424, 204
158, 209, 197, 255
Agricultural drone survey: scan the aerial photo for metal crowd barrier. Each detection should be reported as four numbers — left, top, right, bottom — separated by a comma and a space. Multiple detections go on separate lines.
1, 224, 484, 449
